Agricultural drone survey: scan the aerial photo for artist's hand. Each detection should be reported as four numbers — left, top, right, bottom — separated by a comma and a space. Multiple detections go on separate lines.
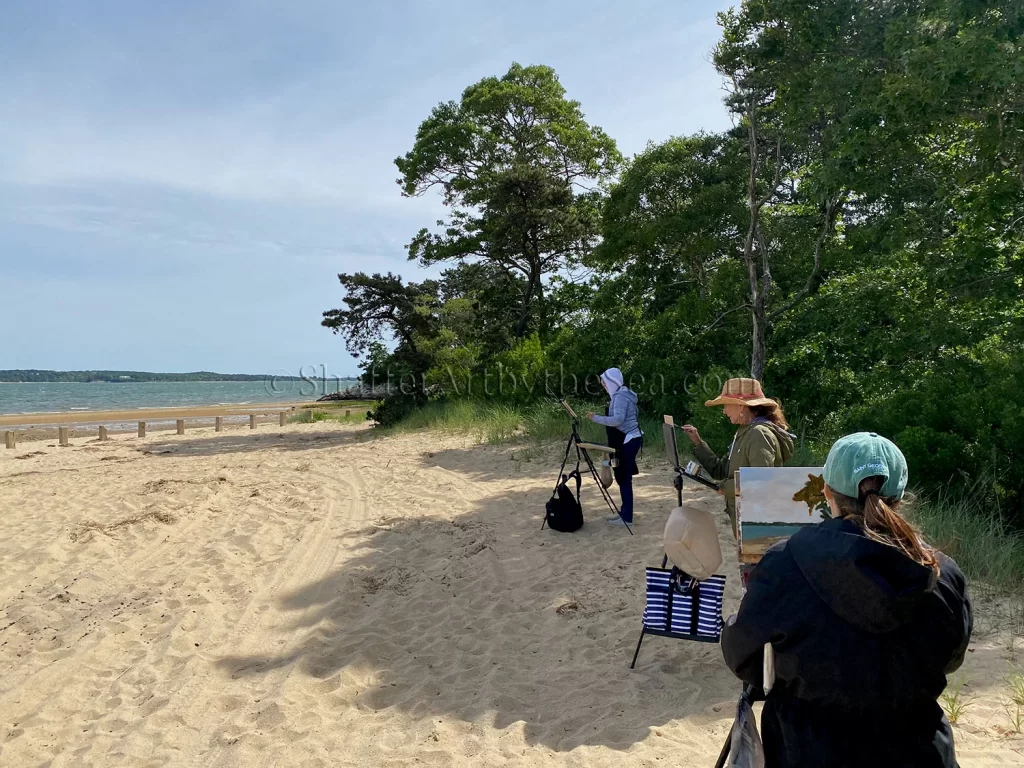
586, 412, 596, 421
680, 424, 701, 446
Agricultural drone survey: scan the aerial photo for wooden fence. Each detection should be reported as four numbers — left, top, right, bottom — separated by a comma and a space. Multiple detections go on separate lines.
1, 404, 302, 449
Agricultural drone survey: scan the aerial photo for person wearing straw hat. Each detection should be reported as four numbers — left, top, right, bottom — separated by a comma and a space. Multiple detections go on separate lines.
681, 378, 794, 536
719, 431, 972, 767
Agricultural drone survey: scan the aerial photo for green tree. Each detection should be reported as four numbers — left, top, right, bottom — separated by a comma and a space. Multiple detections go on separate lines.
395, 62, 621, 342
716, 0, 1024, 513
321, 272, 440, 358
713, 6, 849, 380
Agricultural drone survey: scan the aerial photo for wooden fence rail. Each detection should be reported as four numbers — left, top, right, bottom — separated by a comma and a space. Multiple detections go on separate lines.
2, 404, 301, 449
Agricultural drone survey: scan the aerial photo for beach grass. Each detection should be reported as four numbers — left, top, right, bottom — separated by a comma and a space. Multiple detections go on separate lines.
908, 484, 1024, 594
378, 398, 673, 457
940, 673, 976, 724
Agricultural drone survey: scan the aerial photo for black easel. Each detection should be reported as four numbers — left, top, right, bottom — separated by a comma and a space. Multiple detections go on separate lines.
663, 416, 721, 500
541, 399, 633, 535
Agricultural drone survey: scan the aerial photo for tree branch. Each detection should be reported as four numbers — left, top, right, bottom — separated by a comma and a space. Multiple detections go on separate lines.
756, 138, 784, 210
702, 302, 752, 334
768, 194, 845, 321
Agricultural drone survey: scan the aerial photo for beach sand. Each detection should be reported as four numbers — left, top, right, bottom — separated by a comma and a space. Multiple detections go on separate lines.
0, 421, 1021, 766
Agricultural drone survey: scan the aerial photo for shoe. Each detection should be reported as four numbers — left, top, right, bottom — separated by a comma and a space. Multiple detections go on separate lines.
607, 516, 631, 526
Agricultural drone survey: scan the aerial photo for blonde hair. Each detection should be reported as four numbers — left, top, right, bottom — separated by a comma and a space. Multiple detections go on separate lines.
828, 476, 938, 574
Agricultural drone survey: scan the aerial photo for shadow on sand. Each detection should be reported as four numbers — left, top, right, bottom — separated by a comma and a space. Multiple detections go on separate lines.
213, 477, 741, 753
140, 427, 368, 458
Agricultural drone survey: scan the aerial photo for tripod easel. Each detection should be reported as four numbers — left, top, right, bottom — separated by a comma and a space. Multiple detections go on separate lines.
663, 414, 721, 503
541, 399, 633, 535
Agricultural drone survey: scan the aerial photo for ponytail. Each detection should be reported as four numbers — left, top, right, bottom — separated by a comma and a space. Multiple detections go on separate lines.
829, 477, 939, 574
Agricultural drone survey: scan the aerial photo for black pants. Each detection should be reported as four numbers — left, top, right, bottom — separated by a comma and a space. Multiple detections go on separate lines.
613, 436, 642, 522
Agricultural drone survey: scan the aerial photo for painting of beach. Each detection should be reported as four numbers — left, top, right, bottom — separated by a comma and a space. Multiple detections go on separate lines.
736, 466, 827, 563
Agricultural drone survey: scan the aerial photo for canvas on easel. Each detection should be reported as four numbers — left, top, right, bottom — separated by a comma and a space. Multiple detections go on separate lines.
735, 466, 829, 568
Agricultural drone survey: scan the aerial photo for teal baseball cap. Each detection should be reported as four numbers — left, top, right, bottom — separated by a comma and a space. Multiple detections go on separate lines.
823, 432, 908, 500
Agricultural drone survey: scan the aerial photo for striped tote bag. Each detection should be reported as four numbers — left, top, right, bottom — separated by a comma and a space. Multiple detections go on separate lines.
642, 566, 725, 642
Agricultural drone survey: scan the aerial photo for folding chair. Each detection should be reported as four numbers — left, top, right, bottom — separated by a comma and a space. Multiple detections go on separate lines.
629, 555, 726, 668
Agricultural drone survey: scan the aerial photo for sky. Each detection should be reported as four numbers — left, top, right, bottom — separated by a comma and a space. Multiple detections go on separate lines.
0, 0, 736, 378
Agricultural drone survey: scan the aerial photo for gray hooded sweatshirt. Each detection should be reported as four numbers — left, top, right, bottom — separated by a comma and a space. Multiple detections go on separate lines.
591, 368, 642, 443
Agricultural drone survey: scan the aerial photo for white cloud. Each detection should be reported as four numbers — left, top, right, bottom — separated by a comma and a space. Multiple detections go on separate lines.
0, 0, 736, 371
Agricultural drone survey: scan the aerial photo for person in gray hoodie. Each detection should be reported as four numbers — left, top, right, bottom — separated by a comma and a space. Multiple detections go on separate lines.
586, 368, 643, 525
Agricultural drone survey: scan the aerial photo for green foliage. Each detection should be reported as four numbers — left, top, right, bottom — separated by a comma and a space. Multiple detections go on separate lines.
396, 62, 621, 339
321, 272, 440, 357
489, 334, 548, 403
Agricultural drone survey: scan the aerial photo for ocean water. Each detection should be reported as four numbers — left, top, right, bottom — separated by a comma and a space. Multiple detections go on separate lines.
0, 380, 358, 415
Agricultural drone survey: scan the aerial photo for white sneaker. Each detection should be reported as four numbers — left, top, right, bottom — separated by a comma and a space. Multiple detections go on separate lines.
607, 516, 631, 526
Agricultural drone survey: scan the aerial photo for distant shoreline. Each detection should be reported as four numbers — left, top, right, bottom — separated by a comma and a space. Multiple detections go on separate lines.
0, 370, 358, 384
0, 379, 363, 415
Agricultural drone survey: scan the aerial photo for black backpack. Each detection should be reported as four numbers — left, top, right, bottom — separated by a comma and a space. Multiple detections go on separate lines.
545, 469, 584, 532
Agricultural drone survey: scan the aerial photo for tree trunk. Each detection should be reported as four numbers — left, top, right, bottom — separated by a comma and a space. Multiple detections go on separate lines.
514, 229, 544, 339
745, 229, 768, 382
751, 291, 767, 381
739, 84, 781, 383
514, 268, 541, 338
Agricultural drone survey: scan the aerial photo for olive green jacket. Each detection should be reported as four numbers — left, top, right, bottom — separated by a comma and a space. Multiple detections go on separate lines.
692, 421, 795, 526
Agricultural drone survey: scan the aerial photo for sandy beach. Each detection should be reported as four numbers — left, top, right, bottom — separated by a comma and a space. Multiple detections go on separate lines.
1, 421, 1021, 766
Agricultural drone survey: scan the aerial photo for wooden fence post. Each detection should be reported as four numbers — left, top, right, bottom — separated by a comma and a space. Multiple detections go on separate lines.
59, 427, 69, 447
176, 419, 185, 435
279, 411, 286, 427
215, 417, 223, 432
4, 431, 14, 450
345, 409, 351, 417
138, 422, 146, 437
249, 414, 257, 430
99, 426, 108, 441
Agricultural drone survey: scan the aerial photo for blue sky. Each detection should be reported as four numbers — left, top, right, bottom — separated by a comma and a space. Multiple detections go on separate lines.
0, 0, 735, 377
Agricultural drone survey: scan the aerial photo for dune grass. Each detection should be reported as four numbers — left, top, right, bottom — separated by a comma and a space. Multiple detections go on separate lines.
908, 482, 1024, 594
381, 397, 674, 456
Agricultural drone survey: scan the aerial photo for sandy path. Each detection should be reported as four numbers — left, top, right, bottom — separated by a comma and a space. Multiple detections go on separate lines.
0, 422, 1021, 766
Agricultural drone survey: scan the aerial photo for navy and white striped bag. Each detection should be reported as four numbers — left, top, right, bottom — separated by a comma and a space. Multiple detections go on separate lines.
643, 567, 725, 641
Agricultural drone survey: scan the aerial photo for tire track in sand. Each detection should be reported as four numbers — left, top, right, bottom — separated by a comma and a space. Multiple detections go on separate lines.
184, 463, 368, 766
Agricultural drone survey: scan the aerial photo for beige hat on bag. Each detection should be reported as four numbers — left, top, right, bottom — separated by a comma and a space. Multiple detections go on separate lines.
704, 377, 778, 408
663, 504, 723, 580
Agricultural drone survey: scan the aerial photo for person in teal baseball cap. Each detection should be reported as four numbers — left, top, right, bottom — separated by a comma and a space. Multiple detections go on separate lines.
823, 431, 909, 500
720, 431, 973, 767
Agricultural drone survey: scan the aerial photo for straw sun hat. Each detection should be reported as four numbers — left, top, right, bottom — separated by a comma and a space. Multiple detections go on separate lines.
704, 377, 778, 408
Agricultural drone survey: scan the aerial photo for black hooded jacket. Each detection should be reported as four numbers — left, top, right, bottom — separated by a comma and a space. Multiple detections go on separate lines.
721, 516, 973, 767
